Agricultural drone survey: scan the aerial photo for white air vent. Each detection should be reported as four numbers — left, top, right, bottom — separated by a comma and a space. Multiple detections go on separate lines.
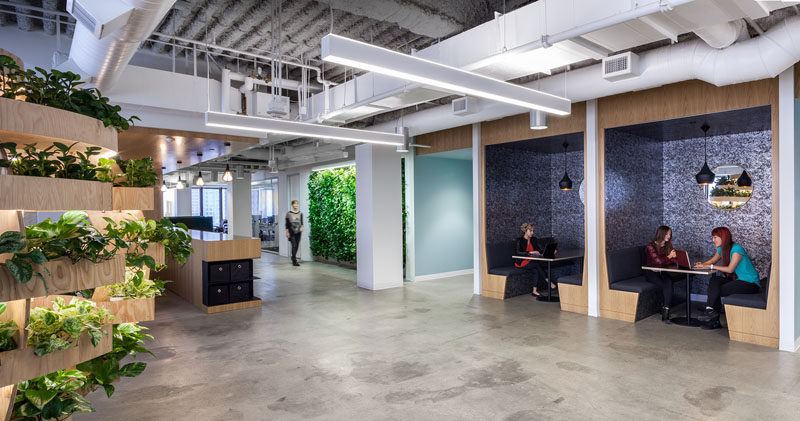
254, 93, 291, 119
452, 96, 476, 116
66, 0, 133, 39
602, 52, 640, 82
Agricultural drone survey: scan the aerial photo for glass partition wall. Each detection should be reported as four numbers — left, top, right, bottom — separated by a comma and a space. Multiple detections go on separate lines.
252, 178, 279, 252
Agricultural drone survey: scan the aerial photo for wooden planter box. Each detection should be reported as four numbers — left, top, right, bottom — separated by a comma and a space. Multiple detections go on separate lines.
0, 254, 126, 301
0, 323, 112, 387
145, 242, 166, 267
0, 175, 112, 211
0, 97, 117, 153
91, 287, 155, 324
113, 187, 155, 211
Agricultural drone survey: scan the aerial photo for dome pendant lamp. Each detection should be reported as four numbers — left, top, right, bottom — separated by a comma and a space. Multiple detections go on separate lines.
737, 169, 752, 187
195, 171, 205, 187
222, 164, 234, 182
160, 180, 168, 192
558, 142, 573, 191
695, 123, 716, 185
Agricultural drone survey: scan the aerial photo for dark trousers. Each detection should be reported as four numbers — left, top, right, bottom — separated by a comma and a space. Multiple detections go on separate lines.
644, 270, 682, 308
521, 262, 550, 292
289, 232, 301, 263
706, 275, 759, 311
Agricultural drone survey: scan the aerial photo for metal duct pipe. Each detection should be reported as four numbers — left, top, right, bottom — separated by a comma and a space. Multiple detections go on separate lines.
694, 19, 749, 49
368, 15, 800, 137
69, 0, 175, 92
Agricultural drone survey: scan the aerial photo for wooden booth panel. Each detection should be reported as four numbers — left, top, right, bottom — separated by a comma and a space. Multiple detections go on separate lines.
481, 102, 587, 146
0, 176, 112, 211
596, 78, 780, 344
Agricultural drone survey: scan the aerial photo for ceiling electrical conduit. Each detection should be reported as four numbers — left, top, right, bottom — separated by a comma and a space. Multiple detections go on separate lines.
368, 15, 800, 137
69, 0, 176, 92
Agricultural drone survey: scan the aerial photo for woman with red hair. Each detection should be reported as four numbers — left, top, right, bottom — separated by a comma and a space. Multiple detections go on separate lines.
694, 227, 761, 329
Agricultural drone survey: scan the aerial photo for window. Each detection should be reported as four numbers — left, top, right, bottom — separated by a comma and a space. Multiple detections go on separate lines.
191, 187, 227, 229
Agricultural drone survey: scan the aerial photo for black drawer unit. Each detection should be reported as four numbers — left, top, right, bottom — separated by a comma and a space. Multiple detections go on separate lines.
202, 259, 259, 307
229, 282, 251, 303
230, 260, 253, 281
208, 262, 230, 284
206, 285, 229, 306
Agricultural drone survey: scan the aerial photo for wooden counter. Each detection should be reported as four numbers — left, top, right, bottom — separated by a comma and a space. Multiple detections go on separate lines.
161, 230, 262, 313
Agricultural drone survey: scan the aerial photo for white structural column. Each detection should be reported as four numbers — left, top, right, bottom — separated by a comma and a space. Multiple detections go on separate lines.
298, 170, 313, 262
778, 67, 797, 351
277, 172, 289, 257
586, 99, 600, 317
404, 149, 416, 281
355, 143, 403, 290
175, 188, 192, 216
226, 173, 253, 238
472, 123, 482, 295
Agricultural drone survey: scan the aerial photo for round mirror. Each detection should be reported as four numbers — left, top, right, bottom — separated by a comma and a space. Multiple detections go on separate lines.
707, 165, 753, 210
579, 179, 585, 204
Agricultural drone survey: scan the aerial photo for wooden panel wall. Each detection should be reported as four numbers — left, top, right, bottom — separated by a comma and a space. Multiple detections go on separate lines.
596, 78, 780, 338
415, 124, 472, 155
477, 102, 588, 304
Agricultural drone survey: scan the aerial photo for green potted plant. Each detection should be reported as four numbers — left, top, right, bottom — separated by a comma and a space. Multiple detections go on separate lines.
12, 369, 94, 420
0, 302, 19, 352
77, 323, 153, 398
26, 297, 111, 357
106, 270, 167, 301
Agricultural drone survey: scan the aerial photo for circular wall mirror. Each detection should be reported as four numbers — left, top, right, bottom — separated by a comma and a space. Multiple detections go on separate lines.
579, 179, 585, 204
707, 165, 753, 210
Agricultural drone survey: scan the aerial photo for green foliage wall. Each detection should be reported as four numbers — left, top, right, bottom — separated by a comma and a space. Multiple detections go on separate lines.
308, 167, 357, 263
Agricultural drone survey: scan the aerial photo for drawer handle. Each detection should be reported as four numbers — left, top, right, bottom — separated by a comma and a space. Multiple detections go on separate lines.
237, 286, 242, 290
237, 264, 242, 269
217, 289, 221, 293
218, 267, 223, 271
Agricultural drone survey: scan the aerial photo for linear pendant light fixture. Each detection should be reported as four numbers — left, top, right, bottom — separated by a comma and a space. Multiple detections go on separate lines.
321, 34, 571, 116
205, 112, 404, 146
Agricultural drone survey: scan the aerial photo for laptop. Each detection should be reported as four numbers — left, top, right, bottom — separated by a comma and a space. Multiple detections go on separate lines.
542, 242, 558, 259
674, 249, 691, 269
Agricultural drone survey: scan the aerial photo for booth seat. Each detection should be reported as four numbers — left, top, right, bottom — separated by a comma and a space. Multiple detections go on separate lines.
723, 268, 778, 347
605, 246, 661, 321
485, 241, 537, 298
558, 272, 587, 314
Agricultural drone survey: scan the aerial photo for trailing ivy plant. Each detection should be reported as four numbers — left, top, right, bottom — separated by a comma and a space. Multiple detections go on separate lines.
113, 157, 159, 187
26, 297, 111, 357
106, 270, 167, 300
0, 55, 139, 132
25, 211, 123, 264
13, 369, 94, 420
0, 231, 49, 287
103, 217, 192, 270
147, 218, 193, 265
308, 166, 357, 263
0, 302, 19, 352
77, 323, 153, 398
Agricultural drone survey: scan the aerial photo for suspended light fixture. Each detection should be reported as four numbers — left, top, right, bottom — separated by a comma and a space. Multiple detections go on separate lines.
160, 180, 168, 192
205, 112, 404, 146
559, 142, 573, 191
222, 164, 234, 182
321, 34, 571, 115
396, 126, 410, 152
737, 169, 752, 187
195, 171, 205, 186
695, 123, 715, 185
530, 110, 548, 130
176, 175, 185, 190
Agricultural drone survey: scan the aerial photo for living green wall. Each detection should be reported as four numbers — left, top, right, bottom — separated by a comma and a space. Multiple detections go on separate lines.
308, 166, 357, 263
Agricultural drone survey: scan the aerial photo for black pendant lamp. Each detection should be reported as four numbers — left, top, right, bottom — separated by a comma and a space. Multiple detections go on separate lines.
559, 142, 573, 191
737, 169, 752, 187
695, 123, 715, 185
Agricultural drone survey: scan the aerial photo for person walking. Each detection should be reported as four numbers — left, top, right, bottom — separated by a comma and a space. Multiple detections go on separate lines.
286, 200, 304, 266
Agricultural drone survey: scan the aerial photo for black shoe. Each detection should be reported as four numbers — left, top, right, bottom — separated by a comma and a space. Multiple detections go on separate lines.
698, 308, 719, 322
292, 261, 300, 266
661, 307, 671, 323
702, 319, 722, 330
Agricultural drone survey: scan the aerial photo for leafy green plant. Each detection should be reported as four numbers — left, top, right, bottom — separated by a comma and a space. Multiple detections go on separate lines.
0, 56, 139, 132
308, 166, 357, 263
0, 141, 116, 183
106, 270, 167, 300
13, 369, 94, 420
0, 143, 60, 178
0, 302, 19, 352
113, 157, 158, 187
95, 157, 115, 183
147, 219, 193, 265
77, 323, 153, 398
25, 211, 123, 264
26, 297, 110, 357
0, 231, 49, 286
103, 217, 192, 270
52, 142, 106, 181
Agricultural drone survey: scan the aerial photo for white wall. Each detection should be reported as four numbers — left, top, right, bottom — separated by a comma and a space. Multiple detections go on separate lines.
226, 173, 253, 238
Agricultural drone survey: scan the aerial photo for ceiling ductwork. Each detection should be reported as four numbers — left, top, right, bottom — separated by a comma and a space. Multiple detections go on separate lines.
694, 18, 749, 48
68, 0, 175, 92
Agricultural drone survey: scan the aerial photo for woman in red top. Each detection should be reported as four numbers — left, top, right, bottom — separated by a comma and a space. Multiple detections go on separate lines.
644, 225, 683, 323
514, 222, 553, 297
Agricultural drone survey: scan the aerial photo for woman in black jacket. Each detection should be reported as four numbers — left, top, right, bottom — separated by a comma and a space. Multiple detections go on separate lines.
515, 222, 555, 297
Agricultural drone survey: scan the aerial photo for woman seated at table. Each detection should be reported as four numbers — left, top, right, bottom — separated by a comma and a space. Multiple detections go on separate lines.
645, 225, 683, 323
514, 222, 556, 297
693, 226, 761, 330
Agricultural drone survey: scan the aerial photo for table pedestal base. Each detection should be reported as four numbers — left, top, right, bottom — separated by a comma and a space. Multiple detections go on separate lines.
536, 295, 560, 303
669, 317, 703, 327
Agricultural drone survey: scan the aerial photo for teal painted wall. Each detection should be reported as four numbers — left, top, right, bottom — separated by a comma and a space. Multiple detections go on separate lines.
414, 152, 473, 277
795, 99, 800, 341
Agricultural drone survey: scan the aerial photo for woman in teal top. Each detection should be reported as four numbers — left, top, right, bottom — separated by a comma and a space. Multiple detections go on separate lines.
693, 226, 761, 330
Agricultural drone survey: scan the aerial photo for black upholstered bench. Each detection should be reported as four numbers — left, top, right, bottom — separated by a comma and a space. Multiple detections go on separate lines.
558, 273, 582, 286
486, 241, 537, 298
607, 246, 661, 321
722, 276, 769, 310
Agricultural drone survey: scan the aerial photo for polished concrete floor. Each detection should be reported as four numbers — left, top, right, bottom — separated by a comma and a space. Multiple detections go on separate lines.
78, 253, 800, 420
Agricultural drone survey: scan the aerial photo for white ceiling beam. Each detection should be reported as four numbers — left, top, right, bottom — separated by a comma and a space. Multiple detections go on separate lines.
638, 15, 682, 42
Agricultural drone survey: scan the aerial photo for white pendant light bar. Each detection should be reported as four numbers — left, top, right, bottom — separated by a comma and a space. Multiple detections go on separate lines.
205, 112, 404, 146
321, 34, 571, 116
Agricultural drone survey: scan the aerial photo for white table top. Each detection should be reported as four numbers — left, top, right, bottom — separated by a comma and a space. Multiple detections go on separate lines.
513, 249, 584, 262
641, 266, 713, 275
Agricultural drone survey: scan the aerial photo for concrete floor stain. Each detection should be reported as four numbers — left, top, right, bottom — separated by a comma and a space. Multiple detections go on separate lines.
683, 386, 736, 414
